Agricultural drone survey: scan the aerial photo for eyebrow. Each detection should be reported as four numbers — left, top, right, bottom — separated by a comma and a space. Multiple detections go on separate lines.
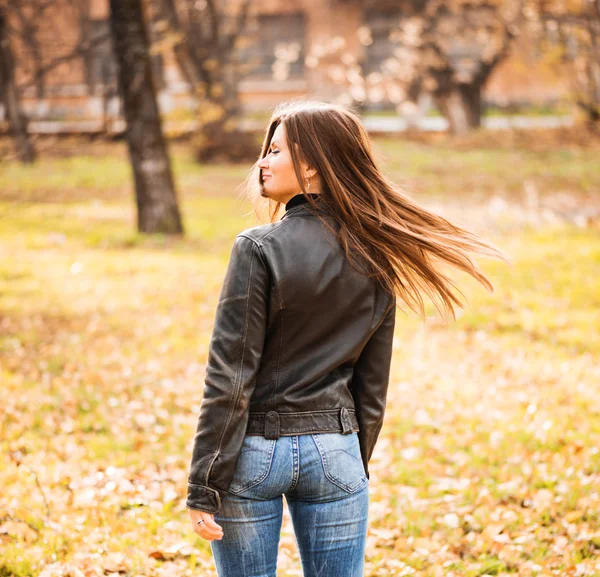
269, 141, 280, 148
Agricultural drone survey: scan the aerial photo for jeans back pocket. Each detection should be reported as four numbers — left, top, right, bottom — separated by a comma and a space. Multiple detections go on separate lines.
312, 432, 368, 494
228, 435, 276, 495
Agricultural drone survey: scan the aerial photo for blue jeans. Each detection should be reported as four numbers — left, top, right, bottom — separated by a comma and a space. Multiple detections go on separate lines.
211, 431, 370, 577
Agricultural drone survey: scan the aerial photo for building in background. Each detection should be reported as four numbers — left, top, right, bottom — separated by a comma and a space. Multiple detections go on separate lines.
6, 0, 568, 132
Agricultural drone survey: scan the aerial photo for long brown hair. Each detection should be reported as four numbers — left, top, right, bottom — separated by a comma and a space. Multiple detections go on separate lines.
242, 99, 510, 321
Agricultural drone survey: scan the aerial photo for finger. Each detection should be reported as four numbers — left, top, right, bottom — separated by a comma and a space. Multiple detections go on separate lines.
196, 526, 223, 540
189, 510, 219, 528
194, 522, 221, 535
198, 519, 223, 534
203, 517, 223, 532
195, 517, 223, 535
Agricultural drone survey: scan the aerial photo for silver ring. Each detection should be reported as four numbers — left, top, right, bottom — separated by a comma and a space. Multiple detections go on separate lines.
197, 519, 205, 525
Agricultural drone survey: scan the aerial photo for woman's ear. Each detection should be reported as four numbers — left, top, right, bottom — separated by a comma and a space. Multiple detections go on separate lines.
304, 167, 317, 179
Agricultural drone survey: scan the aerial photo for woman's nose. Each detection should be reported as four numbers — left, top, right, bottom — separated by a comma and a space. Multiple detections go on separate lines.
258, 157, 269, 169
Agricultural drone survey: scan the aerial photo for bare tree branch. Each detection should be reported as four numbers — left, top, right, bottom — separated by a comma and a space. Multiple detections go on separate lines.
205, 0, 220, 46
17, 31, 111, 94
154, 0, 204, 87
12, 0, 47, 97
225, 0, 251, 53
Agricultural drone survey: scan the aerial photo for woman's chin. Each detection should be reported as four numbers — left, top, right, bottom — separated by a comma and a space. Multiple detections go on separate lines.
259, 187, 286, 204
260, 188, 279, 200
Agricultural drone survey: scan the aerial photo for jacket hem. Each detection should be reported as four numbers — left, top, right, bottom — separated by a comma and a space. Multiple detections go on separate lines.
186, 482, 222, 514
245, 407, 359, 439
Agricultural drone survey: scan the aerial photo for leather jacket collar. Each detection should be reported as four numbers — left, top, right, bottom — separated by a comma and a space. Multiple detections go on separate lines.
285, 193, 322, 212
282, 193, 326, 221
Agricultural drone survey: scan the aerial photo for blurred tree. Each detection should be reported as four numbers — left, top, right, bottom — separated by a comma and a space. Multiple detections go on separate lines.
533, 0, 600, 127
1, 0, 113, 163
109, 0, 184, 234
310, 0, 524, 134
152, 0, 258, 162
407, 0, 520, 134
0, 5, 35, 163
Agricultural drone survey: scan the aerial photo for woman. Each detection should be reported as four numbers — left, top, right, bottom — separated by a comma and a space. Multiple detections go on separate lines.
186, 100, 508, 576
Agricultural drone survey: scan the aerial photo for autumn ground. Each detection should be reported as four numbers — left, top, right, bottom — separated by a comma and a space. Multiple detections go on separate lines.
0, 129, 599, 577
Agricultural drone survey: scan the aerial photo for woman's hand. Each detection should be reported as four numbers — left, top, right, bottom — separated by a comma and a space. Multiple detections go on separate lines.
189, 508, 224, 541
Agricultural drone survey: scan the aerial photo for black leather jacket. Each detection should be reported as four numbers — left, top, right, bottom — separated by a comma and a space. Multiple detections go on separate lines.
186, 194, 396, 513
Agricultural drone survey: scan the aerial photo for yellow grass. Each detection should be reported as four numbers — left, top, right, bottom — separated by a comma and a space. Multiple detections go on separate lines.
0, 136, 599, 576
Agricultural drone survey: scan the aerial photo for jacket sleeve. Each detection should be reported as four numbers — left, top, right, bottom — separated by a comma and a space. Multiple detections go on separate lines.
351, 293, 396, 480
186, 234, 270, 514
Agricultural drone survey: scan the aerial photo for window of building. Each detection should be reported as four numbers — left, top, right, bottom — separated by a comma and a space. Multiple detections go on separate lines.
360, 8, 405, 111
362, 8, 404, 77
86, 20, 117, 95
237, 13, 305, 81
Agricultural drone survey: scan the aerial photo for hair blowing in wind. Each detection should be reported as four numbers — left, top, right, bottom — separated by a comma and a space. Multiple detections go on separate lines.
243, 100, 511, 322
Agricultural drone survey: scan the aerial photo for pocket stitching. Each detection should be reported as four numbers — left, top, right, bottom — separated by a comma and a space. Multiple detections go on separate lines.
312, 434, 368, 494
228, 438, 276, 494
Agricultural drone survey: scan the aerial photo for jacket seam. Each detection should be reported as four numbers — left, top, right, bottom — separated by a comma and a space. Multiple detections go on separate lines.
205, 239, 257, 486
238, 207, 313, 246
246, 427, 361, 435
269, 307, 284, 410
248, 408, 356, 415
260, 243, 284, 310
237, 234, 285, 413
239, 234, 284, 310
370, 292, 395, 333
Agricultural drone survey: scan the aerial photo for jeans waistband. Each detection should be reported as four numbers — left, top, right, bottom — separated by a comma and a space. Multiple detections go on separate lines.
246, 407, 359, 439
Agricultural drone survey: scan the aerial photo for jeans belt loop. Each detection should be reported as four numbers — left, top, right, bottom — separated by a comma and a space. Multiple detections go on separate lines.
339, 407, 353, 434
264, 410, 280, 440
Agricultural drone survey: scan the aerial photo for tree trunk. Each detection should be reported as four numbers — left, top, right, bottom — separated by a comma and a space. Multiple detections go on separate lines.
195, 67, 258, 163
434, 82, 482, 135
0, 9, 36, 164
108, 0, 183, 234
